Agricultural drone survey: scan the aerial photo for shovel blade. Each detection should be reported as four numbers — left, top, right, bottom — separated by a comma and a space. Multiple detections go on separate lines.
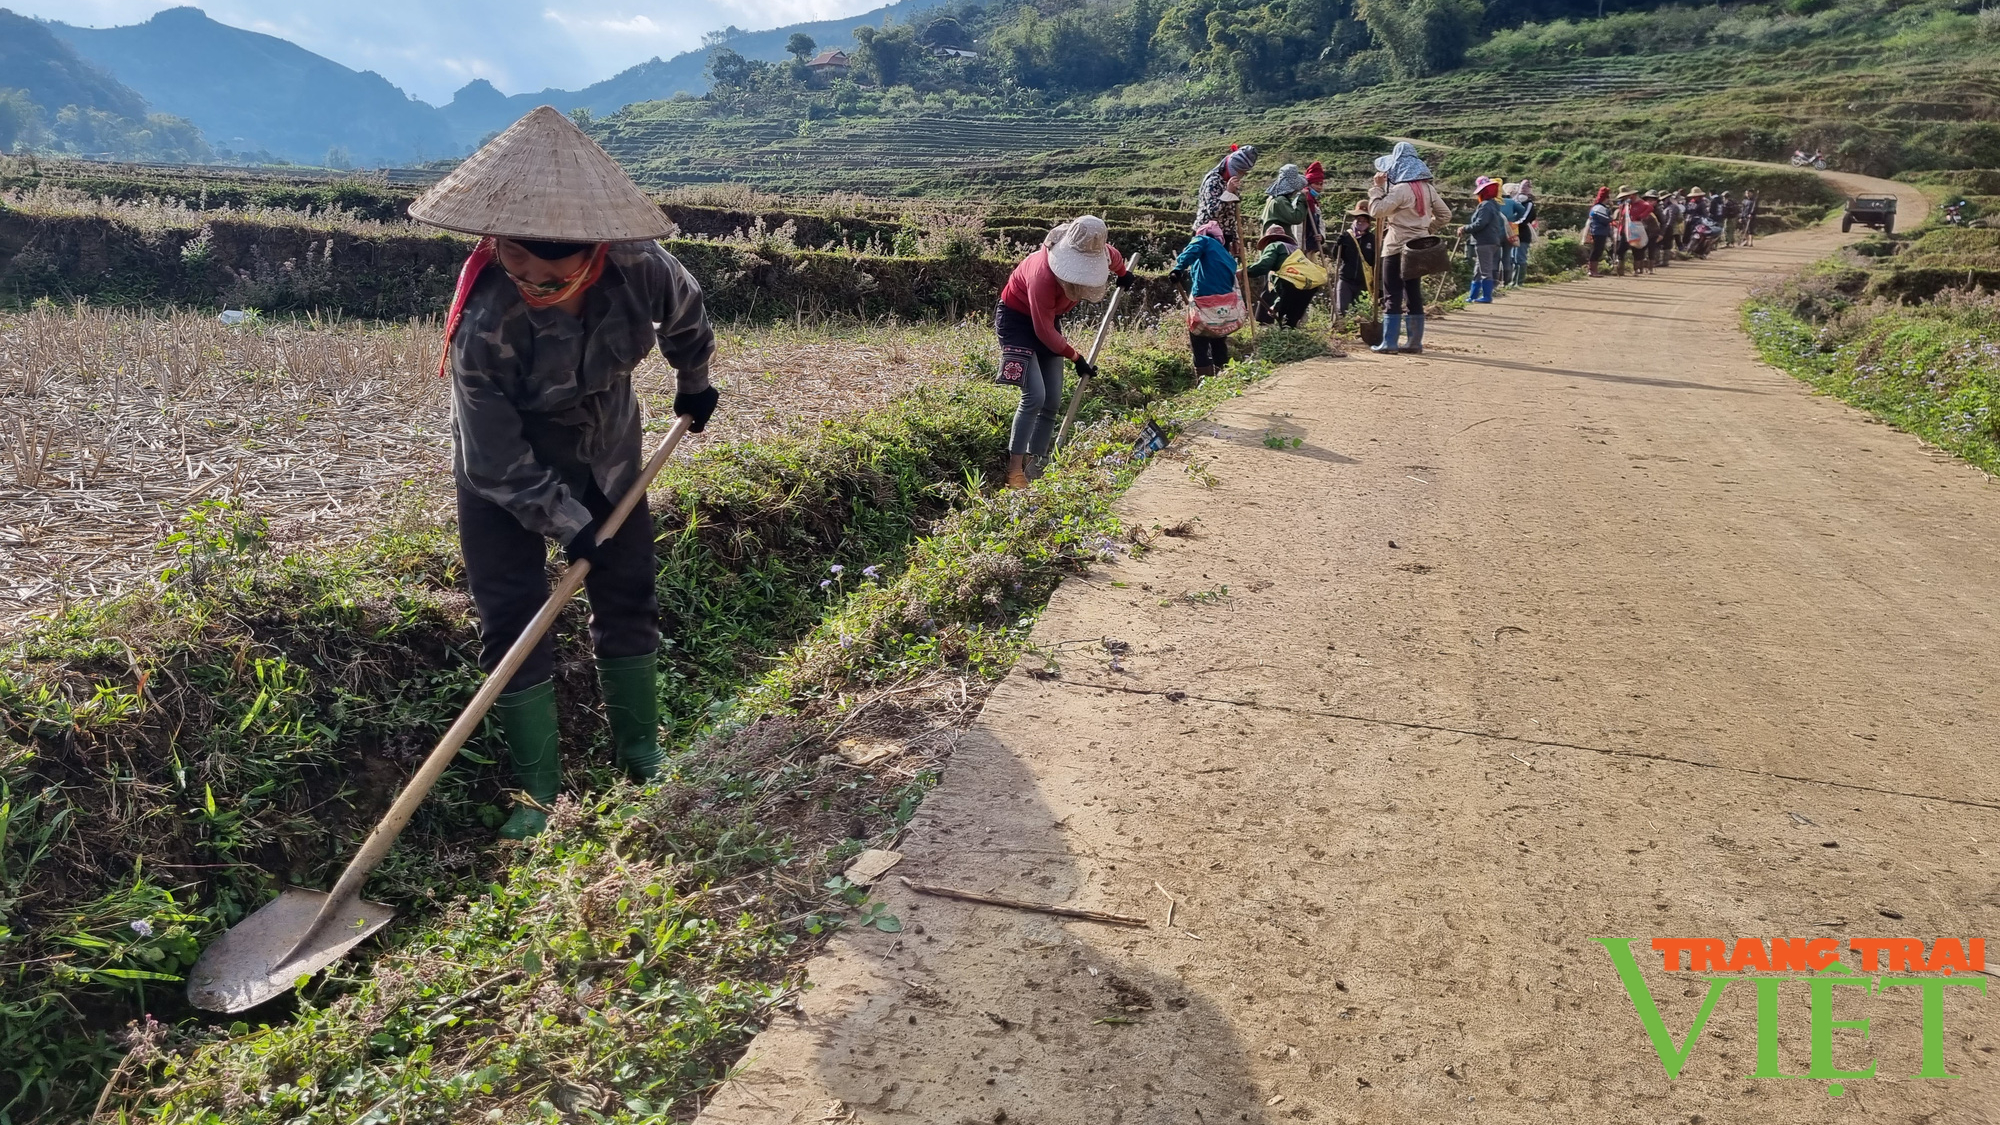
186, 889, 395, 1013
1358, 319, 1384, 347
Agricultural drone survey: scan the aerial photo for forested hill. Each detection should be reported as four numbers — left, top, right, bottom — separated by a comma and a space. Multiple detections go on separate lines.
0, 7, 209, 160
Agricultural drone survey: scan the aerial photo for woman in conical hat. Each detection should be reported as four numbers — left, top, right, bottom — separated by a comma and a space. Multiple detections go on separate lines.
409, 106, 720, 839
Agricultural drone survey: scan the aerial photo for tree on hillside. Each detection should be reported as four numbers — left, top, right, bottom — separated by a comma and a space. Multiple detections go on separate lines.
852, 24, 918, 87
0, 88, 40, 151
919, 16, 971, 49
707, 47, 752, 89
1156, 0, 1356, 98
1360, 0, 1484, 77
990, 3, 1141, 93
1127, 0, 1162, 75
787, 33, 817, 61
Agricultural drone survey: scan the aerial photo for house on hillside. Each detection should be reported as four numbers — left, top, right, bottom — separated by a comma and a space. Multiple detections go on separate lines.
806, 49, 850, 74
932, 47, 979, 59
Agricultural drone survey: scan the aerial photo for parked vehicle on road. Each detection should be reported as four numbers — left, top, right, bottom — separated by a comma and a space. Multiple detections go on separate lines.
1842, 195, 1897, 233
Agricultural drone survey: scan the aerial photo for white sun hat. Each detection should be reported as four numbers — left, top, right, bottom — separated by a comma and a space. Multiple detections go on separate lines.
408, 105, 671, 242
1045, 215, 1111, 289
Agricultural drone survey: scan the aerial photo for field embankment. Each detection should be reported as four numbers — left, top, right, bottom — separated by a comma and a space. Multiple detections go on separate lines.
0, 154, 1839, 319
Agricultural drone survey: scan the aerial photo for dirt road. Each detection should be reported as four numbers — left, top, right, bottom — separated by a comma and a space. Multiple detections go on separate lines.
699, 176, 2000, 1122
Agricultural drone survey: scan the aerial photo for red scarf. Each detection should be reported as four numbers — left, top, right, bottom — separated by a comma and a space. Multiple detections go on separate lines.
436, 238, 609, 377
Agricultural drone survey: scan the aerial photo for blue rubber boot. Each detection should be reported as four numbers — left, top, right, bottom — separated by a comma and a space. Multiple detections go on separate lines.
1401, 315, 1427, 354
1371, 314, 1402, 354
1473, 278, 1493, 303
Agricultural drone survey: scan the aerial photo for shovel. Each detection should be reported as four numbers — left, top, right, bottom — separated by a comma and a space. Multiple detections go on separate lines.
1053, 256, 1140, 451
186, 414, 697, 1013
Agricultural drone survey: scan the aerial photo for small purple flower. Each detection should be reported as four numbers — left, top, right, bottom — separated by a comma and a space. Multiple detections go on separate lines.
829, 564, 844, 575
130, 919, 154, 938
819, 579, 833, 590
862, 565, 880, 579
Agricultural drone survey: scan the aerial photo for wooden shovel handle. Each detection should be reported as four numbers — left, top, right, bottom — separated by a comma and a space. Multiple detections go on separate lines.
280, 414, 696, 966
1054, 256, 1138, 451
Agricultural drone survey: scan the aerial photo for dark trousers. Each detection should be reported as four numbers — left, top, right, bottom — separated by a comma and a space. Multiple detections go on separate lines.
1189, 333, 1229, 369
1335, 275, 1365, 313
457, 480, 660, 694
996, 304, 1067, 456
1255, 279, 1314, 328
1379, 252, 1425, 316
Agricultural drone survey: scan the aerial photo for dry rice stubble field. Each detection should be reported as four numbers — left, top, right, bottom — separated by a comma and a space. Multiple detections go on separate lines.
0, 305, 995, 632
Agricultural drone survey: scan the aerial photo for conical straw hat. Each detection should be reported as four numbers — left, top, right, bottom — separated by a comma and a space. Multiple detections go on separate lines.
408, 106, 670, 242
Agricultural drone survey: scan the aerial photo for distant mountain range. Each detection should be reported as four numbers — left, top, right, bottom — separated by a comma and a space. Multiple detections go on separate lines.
38, 2, 939, 167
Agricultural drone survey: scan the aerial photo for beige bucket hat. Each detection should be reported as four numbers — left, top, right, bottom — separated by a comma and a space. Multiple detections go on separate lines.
408, 106, 670, 242
1046, 215, 1112, 288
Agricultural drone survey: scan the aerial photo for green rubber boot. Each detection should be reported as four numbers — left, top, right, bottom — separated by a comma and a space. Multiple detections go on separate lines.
597, 652, 662, 783
493, 680, 561, 839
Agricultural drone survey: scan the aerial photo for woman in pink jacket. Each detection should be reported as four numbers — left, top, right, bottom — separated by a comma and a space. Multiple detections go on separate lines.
994, 216, 1134, 488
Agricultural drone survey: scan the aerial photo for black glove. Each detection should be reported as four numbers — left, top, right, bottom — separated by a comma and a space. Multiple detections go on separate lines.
1072, 356, 1098, 380
564, 517, 606, 565
1114, 271, 1137, 291
673, 385, 720, 433
1169, 268, 1188, 291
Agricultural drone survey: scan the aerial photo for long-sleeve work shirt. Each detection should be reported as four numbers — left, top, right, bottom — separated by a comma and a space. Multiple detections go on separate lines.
450, 240, 714, 543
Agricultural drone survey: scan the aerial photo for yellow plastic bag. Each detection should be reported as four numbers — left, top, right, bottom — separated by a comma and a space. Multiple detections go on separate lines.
1276, 250, 1327, 290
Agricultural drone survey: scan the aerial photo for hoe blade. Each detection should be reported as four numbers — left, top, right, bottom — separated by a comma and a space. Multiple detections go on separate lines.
186, 889, 395, 1013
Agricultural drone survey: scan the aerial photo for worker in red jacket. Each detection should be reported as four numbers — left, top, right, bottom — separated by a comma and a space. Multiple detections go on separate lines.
994, 216, 1134, 488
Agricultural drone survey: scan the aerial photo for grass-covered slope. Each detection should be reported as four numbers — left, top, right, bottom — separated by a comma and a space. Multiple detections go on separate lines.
1748, 227, 2000, 475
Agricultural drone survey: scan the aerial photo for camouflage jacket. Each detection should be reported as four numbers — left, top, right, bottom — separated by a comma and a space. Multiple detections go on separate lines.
450, 241, 714, 543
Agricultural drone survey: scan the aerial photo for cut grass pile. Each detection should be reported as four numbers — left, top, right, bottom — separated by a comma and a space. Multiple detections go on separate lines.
1747, 227, 2000, 475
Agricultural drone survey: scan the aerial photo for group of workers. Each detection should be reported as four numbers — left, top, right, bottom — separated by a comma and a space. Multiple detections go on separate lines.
402, 107, 1773, 836
1583, 184, 1759, 277
1170, 140, 1467, 359
1168, 141, 1771, 367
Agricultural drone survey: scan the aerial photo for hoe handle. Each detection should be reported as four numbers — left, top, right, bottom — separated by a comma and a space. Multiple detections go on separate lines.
281, 414, 696, 966
1055, 256, 1138, 451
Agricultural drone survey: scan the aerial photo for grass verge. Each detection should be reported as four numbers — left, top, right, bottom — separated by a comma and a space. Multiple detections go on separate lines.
1745, 234, 2000, 476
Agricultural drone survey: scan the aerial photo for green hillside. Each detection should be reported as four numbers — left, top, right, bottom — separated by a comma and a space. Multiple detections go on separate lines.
587, 0, 2000, 202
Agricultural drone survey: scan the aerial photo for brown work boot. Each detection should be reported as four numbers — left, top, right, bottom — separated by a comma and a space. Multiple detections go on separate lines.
1005, 465, 1030, 490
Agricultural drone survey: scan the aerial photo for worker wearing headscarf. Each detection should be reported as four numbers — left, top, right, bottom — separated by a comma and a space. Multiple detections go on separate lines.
409, 107, 720, 838
1195, 144, 1259, 251
1366, 141, 1450, 354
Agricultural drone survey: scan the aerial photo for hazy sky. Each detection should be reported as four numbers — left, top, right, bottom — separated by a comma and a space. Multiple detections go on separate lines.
34, 1, 880, 104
